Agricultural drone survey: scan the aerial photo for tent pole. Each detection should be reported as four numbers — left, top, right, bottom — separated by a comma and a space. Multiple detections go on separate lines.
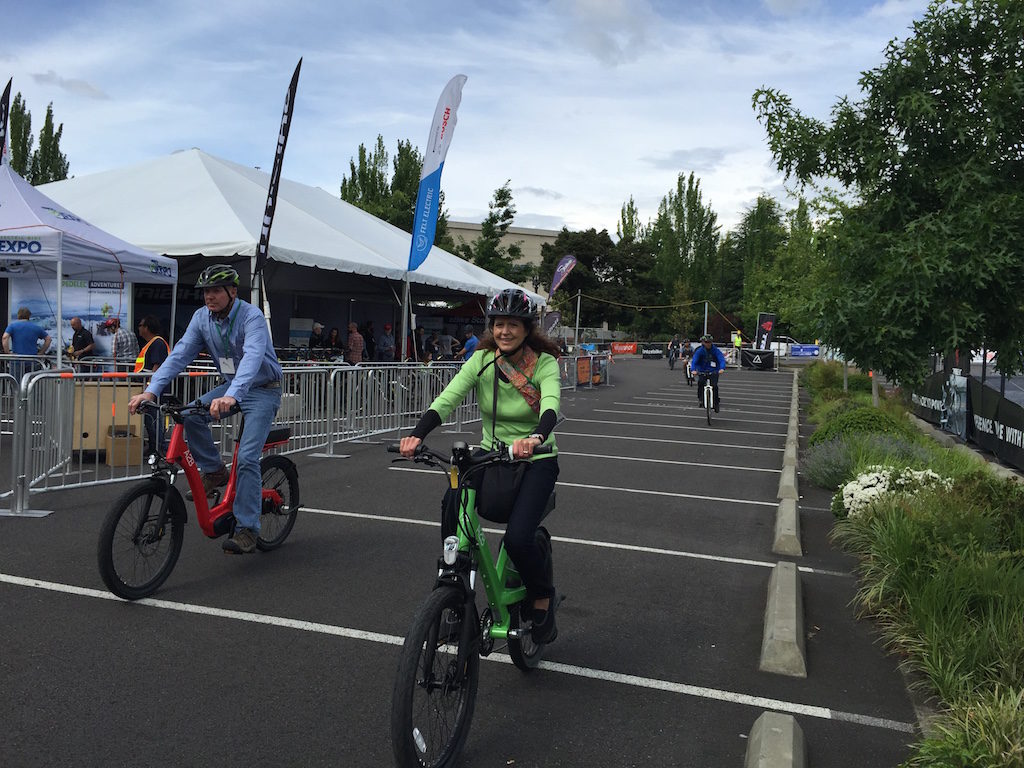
169, 280, 178, 347
399, 274, 411, 362
56, 248, 64, 369
573, 290, 581, 349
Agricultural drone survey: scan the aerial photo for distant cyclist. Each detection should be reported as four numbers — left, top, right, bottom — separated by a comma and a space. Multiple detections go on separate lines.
128, 264, 283, 555
690, 333, 726, 412
667, 334, 681, 370
680, 337, 693, 385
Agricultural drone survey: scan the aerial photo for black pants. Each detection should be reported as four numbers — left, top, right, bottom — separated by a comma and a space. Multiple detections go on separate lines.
442, 456, 560, 600
504, 456, 559, 601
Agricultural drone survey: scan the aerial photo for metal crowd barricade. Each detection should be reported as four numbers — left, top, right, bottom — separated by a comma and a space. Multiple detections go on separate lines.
321, 362, 477, 455
0, 360, 481, 515
557, 355, 611, 390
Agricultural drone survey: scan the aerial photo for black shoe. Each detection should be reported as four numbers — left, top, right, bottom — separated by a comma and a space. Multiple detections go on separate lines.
531, 601, 558, 644
714, 404, 720, 413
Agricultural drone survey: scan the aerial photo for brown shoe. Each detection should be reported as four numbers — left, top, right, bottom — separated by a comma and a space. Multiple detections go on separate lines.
186, 465, 230, 501
222, 527, 258, 554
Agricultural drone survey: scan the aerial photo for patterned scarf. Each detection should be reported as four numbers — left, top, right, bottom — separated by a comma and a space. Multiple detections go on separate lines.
495, 346, 541, 413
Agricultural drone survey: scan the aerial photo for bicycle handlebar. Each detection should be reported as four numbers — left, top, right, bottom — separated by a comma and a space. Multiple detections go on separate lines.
137, 399, 243, 419
386, 441, 553, 467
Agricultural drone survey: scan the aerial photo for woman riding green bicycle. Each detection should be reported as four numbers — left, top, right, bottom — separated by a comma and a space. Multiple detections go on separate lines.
399, 287, 562, 643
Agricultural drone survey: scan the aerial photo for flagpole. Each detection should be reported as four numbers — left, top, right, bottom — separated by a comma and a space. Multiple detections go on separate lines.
400, 275, 411, 362
574, 290, 581, 349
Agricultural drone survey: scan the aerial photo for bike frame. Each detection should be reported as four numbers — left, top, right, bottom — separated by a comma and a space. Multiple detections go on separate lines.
150, 408, 289, 538
448, 481, 528, 642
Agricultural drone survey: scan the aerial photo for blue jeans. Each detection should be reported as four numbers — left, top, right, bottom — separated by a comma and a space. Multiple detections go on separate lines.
184, 382, 282, 532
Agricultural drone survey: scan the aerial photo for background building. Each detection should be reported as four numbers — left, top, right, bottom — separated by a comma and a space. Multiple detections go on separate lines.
448, 220, 559, 297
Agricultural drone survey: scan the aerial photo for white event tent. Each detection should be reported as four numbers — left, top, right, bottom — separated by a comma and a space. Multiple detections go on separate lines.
41, 150, 538, 340
0, 162, 178, 365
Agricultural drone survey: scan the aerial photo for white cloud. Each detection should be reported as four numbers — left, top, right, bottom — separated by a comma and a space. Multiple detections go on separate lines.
5, 0, 932, 235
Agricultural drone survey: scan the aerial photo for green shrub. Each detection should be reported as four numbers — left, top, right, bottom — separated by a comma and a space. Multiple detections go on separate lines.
846, 372, 873, 392
902, 687, 1024, 767
803, 433, 932, 490
834, 472, 1024, 705
809, 395, 868, 425
809, 406, 913, 446
803, 360, 843, 394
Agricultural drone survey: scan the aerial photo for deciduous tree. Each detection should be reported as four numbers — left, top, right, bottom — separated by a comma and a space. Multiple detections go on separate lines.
754, 0, 1024, 381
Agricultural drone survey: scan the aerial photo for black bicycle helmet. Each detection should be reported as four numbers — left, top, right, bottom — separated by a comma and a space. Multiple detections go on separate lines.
195, 264, 240, 288
700, 333, 713, 342
486, 288, 538, 322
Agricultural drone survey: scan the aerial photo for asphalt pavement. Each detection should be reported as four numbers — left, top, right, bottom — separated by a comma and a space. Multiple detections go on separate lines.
0, 357, 920, 767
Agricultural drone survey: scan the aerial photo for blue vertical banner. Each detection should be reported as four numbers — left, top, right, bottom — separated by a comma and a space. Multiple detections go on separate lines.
0, 79, 11, 167
407, 74, 467, 272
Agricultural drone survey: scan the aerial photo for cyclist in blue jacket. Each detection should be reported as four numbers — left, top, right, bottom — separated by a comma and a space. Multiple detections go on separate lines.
690, 333, 726, 412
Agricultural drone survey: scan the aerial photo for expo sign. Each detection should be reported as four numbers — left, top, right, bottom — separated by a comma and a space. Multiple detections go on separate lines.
0, 239, 43, 254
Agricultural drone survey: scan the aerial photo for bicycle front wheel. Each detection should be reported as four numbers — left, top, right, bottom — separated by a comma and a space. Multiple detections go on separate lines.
97, 479, 186, 600
705, 386, 712, 425
391, 586, 479, 768
257, 455, 299, 551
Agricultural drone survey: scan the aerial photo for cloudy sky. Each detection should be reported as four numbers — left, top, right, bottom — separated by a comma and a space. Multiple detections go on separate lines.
5, 0, 929, 235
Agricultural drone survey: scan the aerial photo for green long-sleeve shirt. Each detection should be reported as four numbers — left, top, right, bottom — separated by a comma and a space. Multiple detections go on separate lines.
429, 349, 561, 457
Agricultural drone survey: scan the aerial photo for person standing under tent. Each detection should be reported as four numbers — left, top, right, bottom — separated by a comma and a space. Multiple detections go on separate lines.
135, 315, 171, 456
3, 307, 51, 382
106, 317, 139, 369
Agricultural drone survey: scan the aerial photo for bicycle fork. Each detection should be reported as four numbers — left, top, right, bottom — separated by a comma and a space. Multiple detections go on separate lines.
133, 474, 178, 544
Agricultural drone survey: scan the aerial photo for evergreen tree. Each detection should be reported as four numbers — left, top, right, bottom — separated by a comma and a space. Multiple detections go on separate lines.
8, 93, 33, 178
340, 135, 454, 252
456, 181, 529, 284
29, 103, 69, 184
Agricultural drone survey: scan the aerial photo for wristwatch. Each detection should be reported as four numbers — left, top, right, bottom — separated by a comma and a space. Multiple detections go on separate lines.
528, 433, 545, 442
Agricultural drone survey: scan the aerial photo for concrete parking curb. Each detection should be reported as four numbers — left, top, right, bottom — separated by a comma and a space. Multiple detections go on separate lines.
777, 465, 798, 500
782, 441, 797, 467
772, 498, 802, 556
759, 561, 807, 677
744, 711, 806, 768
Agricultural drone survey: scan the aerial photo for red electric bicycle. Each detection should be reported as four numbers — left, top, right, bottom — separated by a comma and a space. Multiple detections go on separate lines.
97, 399, 300, 600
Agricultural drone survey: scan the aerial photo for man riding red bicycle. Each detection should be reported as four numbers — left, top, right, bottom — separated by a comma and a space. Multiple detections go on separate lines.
129, 264, 283, 554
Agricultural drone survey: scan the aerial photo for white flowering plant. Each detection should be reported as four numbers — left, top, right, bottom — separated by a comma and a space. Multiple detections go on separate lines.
831, 464, 954, 518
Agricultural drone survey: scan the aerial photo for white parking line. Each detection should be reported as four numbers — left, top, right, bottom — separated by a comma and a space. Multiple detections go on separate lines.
598, 408, 788, 425
387, 466, 777, 507
558, 451, 781, 473
569, 417, 786, 438
0, 573, 909, 732
303, 506, 847, 577
639, 395, 791, 411
556, 430, 784, 452
611, 403, 791, 421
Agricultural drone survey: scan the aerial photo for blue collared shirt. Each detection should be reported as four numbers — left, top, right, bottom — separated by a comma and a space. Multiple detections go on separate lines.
146, 299, 282, 401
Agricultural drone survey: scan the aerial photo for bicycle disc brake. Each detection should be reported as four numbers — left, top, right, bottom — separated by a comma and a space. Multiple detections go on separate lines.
479, 608, 495, 656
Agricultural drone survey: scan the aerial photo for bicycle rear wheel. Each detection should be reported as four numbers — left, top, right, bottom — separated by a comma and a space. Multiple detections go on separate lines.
97, 479, 186, 600
391, 585, 479, 768
257, 455, 299, 551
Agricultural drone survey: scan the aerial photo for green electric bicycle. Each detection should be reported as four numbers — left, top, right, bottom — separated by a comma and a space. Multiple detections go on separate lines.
386, 440, 556, 768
